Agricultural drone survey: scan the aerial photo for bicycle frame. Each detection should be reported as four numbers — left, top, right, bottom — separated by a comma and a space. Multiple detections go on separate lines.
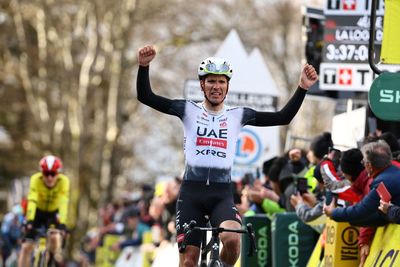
181, 220, 257, 267
32, 234, 47, 267
32, 228, 50, 267
200, 227, 222, 267
32, 227, 62, 267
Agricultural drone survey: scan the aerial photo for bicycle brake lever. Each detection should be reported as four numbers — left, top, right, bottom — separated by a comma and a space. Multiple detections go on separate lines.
188, 220, 197, 230
246, 223, 258, 256
180, 220, 198, 253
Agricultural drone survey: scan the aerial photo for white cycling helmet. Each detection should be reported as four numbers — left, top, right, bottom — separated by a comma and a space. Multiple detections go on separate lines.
198, 57, 233, 80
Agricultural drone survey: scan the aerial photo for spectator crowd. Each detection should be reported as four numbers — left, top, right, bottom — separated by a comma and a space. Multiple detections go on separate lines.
1, 130, 400, 266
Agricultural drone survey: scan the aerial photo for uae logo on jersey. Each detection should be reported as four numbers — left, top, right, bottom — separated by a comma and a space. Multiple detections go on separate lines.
234, 128, 262, 165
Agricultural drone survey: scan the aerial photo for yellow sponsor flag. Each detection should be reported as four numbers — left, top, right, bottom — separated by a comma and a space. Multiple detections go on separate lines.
307, 233, 324, 267
364, 224, 400, 266
380, 0, 400, 64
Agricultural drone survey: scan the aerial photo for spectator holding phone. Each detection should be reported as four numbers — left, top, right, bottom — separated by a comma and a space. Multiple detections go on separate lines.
379, 199, 400, 223
267, 148, 309, 212
245, 175, 285, 217
310, 132, 360, 205
290, 167, 327, 234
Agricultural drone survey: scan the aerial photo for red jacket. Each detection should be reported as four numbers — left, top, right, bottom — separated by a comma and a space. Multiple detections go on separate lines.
349, 169, 375, 246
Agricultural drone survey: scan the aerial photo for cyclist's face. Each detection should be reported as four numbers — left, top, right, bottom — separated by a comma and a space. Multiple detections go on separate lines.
43, 172, 58, 187
201, 74, 229, 107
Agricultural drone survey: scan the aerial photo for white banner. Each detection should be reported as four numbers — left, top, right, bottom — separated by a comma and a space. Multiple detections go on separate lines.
320, 62, 400, 91
324, 0, 384, 16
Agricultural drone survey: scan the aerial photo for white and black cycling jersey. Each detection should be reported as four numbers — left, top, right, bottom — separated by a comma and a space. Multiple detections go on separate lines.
170, 100, 257, 183
137, 66, 307, 184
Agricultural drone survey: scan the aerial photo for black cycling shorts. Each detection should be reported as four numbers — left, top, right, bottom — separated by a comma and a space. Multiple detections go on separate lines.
176, 181, 242, 251
24, 209, 59, 241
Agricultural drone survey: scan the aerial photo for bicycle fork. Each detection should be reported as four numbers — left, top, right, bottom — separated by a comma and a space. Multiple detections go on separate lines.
200, 232, 221, 266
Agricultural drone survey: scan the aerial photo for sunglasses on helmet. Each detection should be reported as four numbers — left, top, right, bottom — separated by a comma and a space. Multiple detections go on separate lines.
204, 62, 230, 75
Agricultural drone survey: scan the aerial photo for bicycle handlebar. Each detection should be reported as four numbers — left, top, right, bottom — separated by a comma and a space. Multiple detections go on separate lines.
180, 220, 257, 256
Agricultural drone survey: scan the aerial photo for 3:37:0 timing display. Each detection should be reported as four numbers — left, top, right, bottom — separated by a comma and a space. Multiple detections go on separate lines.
325, 44, 369, 62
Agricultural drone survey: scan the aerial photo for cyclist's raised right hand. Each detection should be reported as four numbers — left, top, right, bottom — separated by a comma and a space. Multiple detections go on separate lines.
138, 45, 156, 67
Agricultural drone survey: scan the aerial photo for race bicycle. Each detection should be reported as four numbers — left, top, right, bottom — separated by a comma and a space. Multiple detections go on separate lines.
180, 220, 257, 267
31, 225, 63, 267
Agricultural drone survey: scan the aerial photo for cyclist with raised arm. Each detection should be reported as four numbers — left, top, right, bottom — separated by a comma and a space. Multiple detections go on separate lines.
18, 155, 70, 267
137, 45, 318, 267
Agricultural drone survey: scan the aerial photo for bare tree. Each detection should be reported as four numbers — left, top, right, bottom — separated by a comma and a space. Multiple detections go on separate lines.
0, 0, 306, 258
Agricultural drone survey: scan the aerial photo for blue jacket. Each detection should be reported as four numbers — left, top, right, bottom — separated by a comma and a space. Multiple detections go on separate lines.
386, 205, 400, 223
332, 165, 400, 226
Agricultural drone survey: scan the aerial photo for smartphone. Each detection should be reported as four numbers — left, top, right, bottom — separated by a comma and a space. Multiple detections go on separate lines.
376, 182, 391, 202
329, 147, 342, 168
325, 191, 338, 205
296, 177, 308, 195
243, 173, 256, 186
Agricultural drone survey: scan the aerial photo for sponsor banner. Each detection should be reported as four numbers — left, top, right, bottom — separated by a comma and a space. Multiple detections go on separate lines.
320, 62, 377, 91
241, 215, 272, 267
271, 213, 319, 267
320, 63, 400, 91
235, 128, 263, 165
324, 0, 385, 16
232, 126, 280, 181
324, 218, 359, 267
364, 224, 400, 266
369, 72, 400, 121
196, 137, 227, 149
380, 0, 400, 64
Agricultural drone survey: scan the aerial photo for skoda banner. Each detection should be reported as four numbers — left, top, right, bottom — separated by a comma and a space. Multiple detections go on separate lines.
271, 213, 319, 267
369, 72, 400, 121
241, 215, 272, 267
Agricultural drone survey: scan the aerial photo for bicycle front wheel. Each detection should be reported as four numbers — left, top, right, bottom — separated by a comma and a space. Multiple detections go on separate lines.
208, 259, 223, 267
37, 251, 47, 267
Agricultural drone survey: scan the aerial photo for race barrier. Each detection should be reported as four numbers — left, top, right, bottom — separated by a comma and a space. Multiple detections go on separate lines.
307, 218, 359, 267
95, 234, 121, 267
364, 223, 400, 266
271, 212, 319, 267
324, 218, 359, 267
141, 231, 155, 267
306, 234, 324, 267
95, 231, 154, 267
241, 214, 272, 267
241, 213, 319, 267
95, 217, 400, 267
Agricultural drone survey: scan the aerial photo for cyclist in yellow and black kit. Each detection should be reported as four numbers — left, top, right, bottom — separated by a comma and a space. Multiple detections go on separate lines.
18, 155, 70, 267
